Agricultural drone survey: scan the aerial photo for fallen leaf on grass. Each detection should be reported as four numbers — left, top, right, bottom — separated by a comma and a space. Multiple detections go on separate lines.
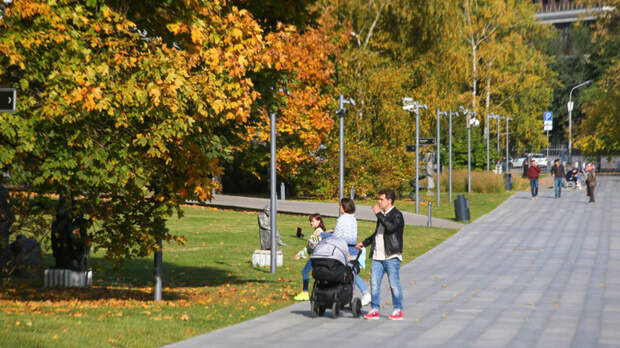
15, 321, 20, 326
179, 314, 190, 321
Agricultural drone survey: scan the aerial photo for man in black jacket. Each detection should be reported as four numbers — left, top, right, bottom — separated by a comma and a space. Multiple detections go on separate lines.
356, 188, 405, 320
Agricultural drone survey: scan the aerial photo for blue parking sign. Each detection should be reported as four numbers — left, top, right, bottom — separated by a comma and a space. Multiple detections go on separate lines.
544, 111, 552, 121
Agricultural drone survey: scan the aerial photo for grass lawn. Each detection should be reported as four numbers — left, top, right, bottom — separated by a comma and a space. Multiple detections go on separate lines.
0, 206, 457, 348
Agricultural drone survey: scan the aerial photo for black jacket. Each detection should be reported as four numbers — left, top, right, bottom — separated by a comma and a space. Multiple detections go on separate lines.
362, 207, 404, 258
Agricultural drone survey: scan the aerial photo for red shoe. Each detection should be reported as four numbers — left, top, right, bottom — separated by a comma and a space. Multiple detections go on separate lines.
389, 310, 404, 320
364, 309, 380, 320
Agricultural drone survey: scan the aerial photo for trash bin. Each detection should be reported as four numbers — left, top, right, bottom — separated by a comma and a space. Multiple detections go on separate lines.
454, 194, 470, 221
504, 173, 513, 191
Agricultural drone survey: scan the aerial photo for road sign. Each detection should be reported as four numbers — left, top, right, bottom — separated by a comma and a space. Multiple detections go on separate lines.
543, 111, 552, 131
419, 138, 435, 145
0, 88, 16, 113
407, 138, 435, 152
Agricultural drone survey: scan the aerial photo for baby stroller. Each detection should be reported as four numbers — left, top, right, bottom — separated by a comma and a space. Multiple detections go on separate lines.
309, 236, 362, 318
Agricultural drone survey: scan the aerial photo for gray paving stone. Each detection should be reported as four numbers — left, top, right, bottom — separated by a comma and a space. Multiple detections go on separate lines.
166, 175, 620, 348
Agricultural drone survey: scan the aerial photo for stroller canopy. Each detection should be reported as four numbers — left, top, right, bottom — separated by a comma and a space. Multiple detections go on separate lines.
310, 236, 348, 266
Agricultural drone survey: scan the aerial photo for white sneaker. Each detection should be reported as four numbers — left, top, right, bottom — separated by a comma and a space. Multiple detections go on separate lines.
361, 293, 371, 306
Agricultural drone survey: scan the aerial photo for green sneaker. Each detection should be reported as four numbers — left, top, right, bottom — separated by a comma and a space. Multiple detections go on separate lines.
294, 292, 310, 301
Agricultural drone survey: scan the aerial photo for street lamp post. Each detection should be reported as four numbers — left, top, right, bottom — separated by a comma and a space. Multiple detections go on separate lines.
488, 114, 503, 172
337, 95, 355, 209
448, 110, 456, 203
436, 109, 447, 207
568, 80, 592, 165
269, 111, 277, 273
460, 107, 476, 193
403, 98, 427, 214
505, 116, 513, 177
486, 113, 491, 171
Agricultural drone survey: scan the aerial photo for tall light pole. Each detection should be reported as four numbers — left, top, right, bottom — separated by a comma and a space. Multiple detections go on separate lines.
460, 107, 476, 193
488, 114, 502, 172
568, 80, 592, 165
269, 88, 289, 273
269, 111, 278, 273
436, 109, 447, 207
505, 116, 513, 178
448, 110, 458, 203
337, 95, 355, 209
403, 98, 427, 214
486, 113, 491, 171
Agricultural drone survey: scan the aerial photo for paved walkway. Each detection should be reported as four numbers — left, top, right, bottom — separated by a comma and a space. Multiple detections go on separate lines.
170, 176, 620, 348
194, 194, 464, 229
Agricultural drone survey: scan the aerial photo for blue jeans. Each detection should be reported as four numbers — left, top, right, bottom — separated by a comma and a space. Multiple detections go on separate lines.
370, 258, 402, 311
530, 178, 539, 197
554, 177, 562, 197
302, 259, 312, 281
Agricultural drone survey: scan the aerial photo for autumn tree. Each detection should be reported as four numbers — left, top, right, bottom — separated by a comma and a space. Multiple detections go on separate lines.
576, 0, 620, 155
0, 0, 265, 267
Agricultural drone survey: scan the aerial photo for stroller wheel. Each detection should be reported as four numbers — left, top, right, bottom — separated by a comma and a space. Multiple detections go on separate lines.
310, 300, 319, 318
332, 302, 340, 319
351, 297, 362, 318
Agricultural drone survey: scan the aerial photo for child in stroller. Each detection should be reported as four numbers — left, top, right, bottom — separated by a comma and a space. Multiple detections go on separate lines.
309, 236, 362, 318
565, 168, 579, 189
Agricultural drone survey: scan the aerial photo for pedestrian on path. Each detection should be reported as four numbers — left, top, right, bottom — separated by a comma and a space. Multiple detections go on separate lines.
550, 159, 565, 198
356, 188, 405, 320
586, 163, 597, 203
332, 198, 371, 306
527, 159, 541, 199
294, 213, 328, 301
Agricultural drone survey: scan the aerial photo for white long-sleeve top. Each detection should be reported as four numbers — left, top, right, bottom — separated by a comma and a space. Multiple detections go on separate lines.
333, 213, 357, 246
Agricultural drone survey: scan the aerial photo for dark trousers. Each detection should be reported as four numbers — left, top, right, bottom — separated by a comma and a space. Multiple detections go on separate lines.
587, 186, 595, 202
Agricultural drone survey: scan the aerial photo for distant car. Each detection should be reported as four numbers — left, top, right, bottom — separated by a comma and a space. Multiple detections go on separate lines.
509, 156, 527, 169
530, 153, 549, 168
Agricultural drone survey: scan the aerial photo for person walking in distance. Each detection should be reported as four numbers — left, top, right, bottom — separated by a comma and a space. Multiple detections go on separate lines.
550, 159, 565, 198
527, 159, 541, 199
356, 188, 405, 320
586, 163, 597, 203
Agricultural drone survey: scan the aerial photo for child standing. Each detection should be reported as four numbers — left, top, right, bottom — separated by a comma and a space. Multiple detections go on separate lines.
294, 213, 327, 301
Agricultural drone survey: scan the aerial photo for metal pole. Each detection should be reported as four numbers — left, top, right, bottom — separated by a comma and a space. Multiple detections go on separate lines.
427, 201, 432, 227
546, 130, 549, 157
270, 112, 277, 273
486, 113, 490, 172
280, 182, 285, 201
415, 107, 420, 214
339, 109, 344, 204
505, 117, 510, 177
449, 110, 453, 203
436, 108, 441, 207
568, 106, 572, 165
154, 239, 162, 301
567, 80, 592, 165
497, 116, 500, 154
467, 116, 471, 193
